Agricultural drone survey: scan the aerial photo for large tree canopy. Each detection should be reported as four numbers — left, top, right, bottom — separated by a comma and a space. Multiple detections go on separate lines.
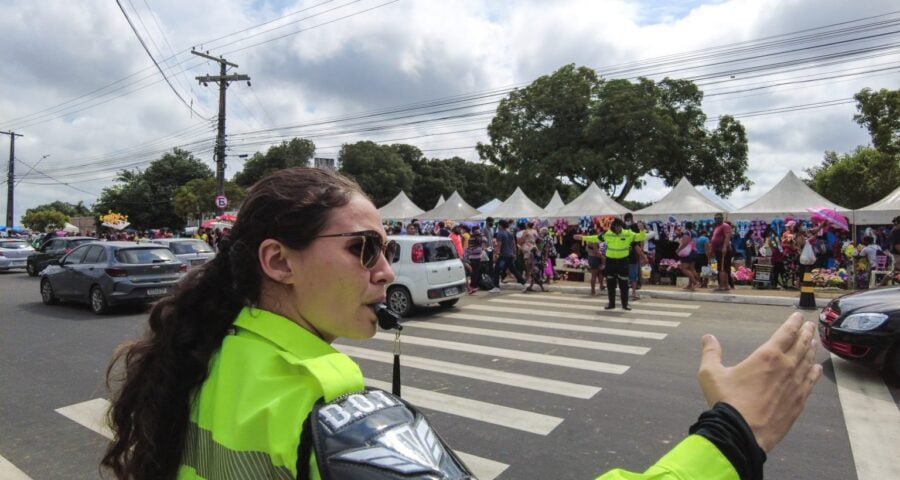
21, 208, 68, 232
25, 201, 91, 218
338, 141, 415, 207
806, 147, 899, 210
477, 64, 751, 200
853, 87, 899, 156
93, 148, 213, 230
232, 138, 316, 188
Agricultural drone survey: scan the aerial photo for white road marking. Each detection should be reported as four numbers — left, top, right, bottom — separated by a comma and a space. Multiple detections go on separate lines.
508, 293, 701, 310
406, 321, 650, 355
831, 355, 900, 480
339, 345, 600, 399
0, 454, 32, 480
454, 451, 508, 480
444, 312, 667, 340
465, 303, 680, 328
365, 378, 563, 435
373, 332, 629, 374
489, 298, 691, 318
55, 397, 112, 439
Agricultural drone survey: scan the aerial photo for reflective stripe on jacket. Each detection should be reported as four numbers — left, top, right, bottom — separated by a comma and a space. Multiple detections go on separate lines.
178, 307, 365, 480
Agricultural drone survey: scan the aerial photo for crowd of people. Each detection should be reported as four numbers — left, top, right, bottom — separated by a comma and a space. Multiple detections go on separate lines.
385, 212, 900, 294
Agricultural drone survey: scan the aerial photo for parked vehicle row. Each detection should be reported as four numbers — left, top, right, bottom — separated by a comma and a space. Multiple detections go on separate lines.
16, 234, 467, 317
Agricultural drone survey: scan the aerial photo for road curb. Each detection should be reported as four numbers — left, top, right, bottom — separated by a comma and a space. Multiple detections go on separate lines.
500, 283, 830, 308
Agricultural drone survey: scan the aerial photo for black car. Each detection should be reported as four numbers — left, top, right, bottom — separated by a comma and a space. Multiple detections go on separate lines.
26, 236, 95, 276
818, 286, 900, 379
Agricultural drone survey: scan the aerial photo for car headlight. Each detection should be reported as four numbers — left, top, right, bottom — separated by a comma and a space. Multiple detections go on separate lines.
840, 313, 888, 331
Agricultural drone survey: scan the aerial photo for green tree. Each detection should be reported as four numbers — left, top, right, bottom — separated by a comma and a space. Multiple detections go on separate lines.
173, 178, 246, 221
477, 64, 751, 201
338, 141, 415, 207
21, 208, 68, 232
93, 148, 213, 230
26, 201, 91, 218
853, 87, 899, 156
805, 147, 899, 209
232, 138, 316, 188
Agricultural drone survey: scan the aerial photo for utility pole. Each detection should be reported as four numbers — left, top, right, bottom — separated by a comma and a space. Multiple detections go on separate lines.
192, 50, 250, 215
2, 131, 23, 230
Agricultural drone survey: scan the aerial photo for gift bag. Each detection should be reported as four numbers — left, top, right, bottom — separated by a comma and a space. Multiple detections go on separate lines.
544, 258, 554, 277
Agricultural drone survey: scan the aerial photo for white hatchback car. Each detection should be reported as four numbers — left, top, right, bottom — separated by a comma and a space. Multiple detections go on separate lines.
147, 238, 216, 270
385, 235, 467, 316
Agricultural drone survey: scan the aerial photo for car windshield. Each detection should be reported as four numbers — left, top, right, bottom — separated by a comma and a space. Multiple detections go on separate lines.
424, 240, 459, 262
115, 248, 177, 264
0, 241, 30, 249
170, 241, 213, 254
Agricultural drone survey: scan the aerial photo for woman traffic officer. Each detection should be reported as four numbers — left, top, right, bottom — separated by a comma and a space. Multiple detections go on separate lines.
102, 167, 821, 480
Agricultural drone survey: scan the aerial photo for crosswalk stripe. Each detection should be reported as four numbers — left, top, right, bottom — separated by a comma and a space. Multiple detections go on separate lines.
454, 451, 508, 480
508, 293, 701, 310
339, 345, 601, 399
444, 312, 667, 340
406, 322, 650, 355
365, 378, 563, 435
488, 298, 691, 318
55, 397, 113, 439
465, 304, 681, 328
373, 332, 629, 374
0, 454, 32, 480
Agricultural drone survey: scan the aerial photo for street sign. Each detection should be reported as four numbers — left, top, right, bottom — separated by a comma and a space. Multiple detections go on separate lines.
215, 195, 228, 208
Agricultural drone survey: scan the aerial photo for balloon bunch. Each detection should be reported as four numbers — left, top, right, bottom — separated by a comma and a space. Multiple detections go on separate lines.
554, 218, 569, 243
695, 218, 716, 233
663, 216, 679, 240
749, 220, 767, 241
735, 220, 750, 239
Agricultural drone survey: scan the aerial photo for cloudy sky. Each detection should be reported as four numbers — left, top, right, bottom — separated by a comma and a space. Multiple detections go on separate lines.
1, 0, 898, 225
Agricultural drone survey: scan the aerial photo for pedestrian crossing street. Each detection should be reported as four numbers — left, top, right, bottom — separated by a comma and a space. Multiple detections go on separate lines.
36, 292, 703, 480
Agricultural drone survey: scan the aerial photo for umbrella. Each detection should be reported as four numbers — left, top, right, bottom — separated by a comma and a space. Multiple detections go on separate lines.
218, 213, 237, 222
201, 219, 233, 230
806, 207, 849, 230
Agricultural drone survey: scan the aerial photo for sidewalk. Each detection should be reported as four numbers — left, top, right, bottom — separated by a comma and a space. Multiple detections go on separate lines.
499, 279, 843, 308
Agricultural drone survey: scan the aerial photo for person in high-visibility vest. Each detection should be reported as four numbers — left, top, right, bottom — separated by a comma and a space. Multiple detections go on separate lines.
576, 218, 636, 310
101, 169, 822, 480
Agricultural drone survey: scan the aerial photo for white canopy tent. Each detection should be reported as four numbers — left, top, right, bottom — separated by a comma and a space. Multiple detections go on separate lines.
470, 187, 547, 220
729, 171, 850, 220
697, 187, 736, 212
62, 222, 80, 233
378, 191, 425, 220
554, 182, 631, 218
634, 177, 725, 221
855, 184, 900, 225
476, 198, 502, 214
433, 195, 446, 209
543, 191, 566, 216
416, 191, 480, 220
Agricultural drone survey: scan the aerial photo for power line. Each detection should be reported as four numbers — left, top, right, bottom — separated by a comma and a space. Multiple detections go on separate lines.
116, 0, 212, 120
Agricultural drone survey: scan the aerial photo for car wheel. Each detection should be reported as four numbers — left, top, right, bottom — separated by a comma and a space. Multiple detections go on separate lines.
26, 262, 37, 277
387, 286, 413, 317
90, 285, 109, 315
40, 278, 59, 305
439, 298, 459, 308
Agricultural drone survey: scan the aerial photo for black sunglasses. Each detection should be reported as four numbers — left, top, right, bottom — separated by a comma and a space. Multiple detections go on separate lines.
316, 230, 399, 269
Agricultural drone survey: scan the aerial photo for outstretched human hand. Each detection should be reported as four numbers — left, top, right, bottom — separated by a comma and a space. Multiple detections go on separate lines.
697, 312, 823, 452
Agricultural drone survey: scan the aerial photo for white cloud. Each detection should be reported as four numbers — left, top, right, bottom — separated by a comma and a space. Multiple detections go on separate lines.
0, 0, 897, 226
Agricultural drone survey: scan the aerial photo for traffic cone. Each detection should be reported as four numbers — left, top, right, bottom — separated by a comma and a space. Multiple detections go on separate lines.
798, 272, 816, 309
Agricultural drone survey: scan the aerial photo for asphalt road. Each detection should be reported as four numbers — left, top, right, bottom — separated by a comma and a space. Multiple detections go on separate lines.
1, 270, 897, 479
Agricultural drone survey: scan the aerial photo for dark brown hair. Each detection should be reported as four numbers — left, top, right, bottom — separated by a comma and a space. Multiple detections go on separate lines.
101, 168, 363, 479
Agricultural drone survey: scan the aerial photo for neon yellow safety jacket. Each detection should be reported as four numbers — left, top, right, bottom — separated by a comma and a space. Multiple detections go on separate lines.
582, 230, 636, 260
177, 307, 364, 480
177, 308, 739, 480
